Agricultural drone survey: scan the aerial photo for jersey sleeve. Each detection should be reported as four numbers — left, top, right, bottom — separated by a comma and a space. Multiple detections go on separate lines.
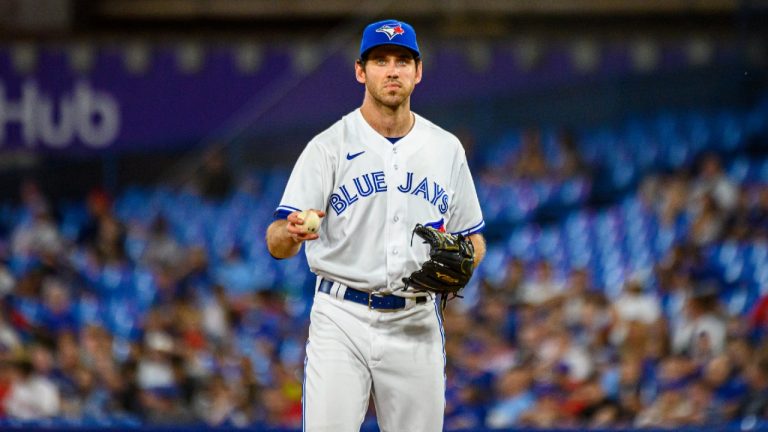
274, 140, 333, 220
446, 146, 485, 236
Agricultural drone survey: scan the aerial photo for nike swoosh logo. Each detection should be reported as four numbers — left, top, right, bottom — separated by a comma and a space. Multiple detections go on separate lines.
346, 151, 365, 160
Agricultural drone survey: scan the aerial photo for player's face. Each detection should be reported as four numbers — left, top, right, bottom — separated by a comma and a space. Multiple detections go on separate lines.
356, 46, 422, 109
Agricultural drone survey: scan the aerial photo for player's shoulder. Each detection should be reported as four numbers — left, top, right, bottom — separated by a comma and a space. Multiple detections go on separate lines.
307, 110, 360, 151
413, 112, 464, 151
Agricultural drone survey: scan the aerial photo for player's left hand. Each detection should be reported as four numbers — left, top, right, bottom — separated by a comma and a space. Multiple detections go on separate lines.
286, 209, 325, 243
402, 224, 475, 301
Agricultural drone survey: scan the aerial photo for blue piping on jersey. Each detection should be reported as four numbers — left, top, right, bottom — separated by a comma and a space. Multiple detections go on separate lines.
274, 204, 302, 220
433, 297, 447, 416
451, 220, 485, 237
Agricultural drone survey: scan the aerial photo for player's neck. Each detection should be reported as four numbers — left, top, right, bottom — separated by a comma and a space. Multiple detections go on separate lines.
360, 99, 414, 138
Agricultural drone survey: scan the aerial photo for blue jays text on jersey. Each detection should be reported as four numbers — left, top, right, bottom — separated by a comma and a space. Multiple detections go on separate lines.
329, 170, 449, 216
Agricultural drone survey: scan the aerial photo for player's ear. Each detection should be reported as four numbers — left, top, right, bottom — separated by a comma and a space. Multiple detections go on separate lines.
414, 59, 423, 85
355, 59, 366, 84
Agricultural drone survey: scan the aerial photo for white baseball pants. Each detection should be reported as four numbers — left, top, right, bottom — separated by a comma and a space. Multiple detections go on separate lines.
302, 288, 446, 432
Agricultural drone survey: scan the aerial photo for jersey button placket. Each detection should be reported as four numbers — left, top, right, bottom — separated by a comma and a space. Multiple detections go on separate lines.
386, 151, 404, 292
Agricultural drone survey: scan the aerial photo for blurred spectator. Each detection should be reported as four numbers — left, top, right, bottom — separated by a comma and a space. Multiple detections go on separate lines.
196, 148, 234, 201
656, 174, 689, 228
538, 329, 593, 383
137, 330, 176, 390
39, 277, 76, 337
0, 359, 14, 417
214, 245, 259, 299
722, 188, 756, 242
92, 215, 128, 266
139, 385, 196, 425
0, 315, 21, 356
180, 245, 213, 296
510, 128, 550, 181
454, 340, 494, 423
519, 260, 564, 307
494, 258, 526, 305
562, 268, 593, 328
0, 264, 15, 298
687, 380, 724, 425
194, 374, 245, 426
615, 355, 644, 420
726, 185, 768, 242
671, 285, 727, 361
258, 385, 301, 429
486, 366, 535, 428
635, 355, 696, 428
474, 293, 516, 344
77, 189, 121, 258
199, 284, 232, 345
7, 268, 45, 338
657, 269, 693, 330
751, 186, 768, 240
553, 128, 588, 180
748, 291, 768, 340
589, 400, 625, 428
688, 194, 725, 246
11, 206, 63, 261
562, 376, 611, 425
518, 382, 570, 427
738, 356, 768, 420
634, 380, 691, 427
142, 215, 185, 271
703, 354, 747, 421
725, 337, 753, 376
575, 291, 612, 356
444, 367, 485, 430
2, 351, 60, 419
691, 153, 738, 213
609, 276, 661, 348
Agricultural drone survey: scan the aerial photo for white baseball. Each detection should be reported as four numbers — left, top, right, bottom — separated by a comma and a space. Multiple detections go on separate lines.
297, 210, 321, 234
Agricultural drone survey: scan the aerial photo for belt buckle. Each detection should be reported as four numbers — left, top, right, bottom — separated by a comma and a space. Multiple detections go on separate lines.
368, 291, 384, 310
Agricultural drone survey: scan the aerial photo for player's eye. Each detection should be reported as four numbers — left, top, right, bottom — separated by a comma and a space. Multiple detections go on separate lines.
375, 58, 387, 66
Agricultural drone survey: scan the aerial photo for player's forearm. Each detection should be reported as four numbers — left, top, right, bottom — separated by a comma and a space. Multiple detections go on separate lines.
468, 233, 486, 268
266, 220, 302, 259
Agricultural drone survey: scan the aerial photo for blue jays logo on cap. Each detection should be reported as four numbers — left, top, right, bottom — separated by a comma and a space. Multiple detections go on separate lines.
376, 23, 405, 40
360, 19, 420, 60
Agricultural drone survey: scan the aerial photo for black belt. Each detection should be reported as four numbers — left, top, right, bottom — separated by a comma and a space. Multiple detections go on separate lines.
318, 278, 427, 310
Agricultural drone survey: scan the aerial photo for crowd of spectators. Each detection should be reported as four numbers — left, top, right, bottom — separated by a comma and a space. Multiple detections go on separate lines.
0, 181, 304, 428
0, 124, 767, 430
478, 127, 591, 186
439, 146, 768, 429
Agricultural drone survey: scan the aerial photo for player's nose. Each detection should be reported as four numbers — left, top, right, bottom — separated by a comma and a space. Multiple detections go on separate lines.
385, 59, 399, 77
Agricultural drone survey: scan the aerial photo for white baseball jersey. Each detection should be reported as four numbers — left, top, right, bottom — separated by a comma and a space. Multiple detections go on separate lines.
275, 108, 484, 295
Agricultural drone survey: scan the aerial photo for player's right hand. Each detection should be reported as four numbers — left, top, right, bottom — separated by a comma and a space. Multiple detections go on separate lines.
286, 210, 326, 243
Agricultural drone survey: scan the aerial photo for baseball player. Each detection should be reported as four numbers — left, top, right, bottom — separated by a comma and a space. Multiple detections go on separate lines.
266, 19, 486, 432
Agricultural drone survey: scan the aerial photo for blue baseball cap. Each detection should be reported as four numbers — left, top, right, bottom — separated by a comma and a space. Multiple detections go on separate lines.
359, 19, 420, 60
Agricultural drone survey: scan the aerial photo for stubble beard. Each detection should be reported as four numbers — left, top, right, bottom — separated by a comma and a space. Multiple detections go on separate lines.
368, 82, 410, 111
